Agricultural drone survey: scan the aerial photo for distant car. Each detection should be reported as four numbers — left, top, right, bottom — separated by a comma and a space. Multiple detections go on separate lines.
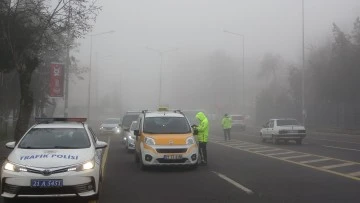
1, 118, 108, 202
230, 115, 246, 131
99, 118, 121, 135
260, 118, 306, 145
120, 111, 141, 142
124, 121, 138, 152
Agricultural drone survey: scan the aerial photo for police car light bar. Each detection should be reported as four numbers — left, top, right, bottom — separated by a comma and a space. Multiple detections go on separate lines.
35, 118, 87, 123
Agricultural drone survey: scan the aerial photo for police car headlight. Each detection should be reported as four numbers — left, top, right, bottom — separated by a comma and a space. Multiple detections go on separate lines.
82, 160, 95, 170
68, 159, 95, 172
4, 161, 27, 172
145, 137, 156, 145
4, 162, 15, 171
186, 137, 195, 145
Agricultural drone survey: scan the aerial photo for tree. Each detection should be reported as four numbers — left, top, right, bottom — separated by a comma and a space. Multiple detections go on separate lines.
258, 53, 283, 84
0, 0, 100, 142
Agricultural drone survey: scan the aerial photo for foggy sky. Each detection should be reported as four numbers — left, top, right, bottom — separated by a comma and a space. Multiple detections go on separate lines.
67, 0, 360, 115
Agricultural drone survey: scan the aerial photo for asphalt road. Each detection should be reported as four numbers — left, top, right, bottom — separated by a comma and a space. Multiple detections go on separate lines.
1, 127, 360, 203
97, 127, 360, 203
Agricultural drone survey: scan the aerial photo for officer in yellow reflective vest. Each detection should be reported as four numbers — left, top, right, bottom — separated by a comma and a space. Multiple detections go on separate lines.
222, 114, 232, 141
194, 112, 209, 165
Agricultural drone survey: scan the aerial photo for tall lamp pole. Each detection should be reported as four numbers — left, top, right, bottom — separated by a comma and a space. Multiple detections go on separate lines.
302, 0, 306, 125
223, 30, 245, 112
146, 47, 178, 106
87, 30, 115, 119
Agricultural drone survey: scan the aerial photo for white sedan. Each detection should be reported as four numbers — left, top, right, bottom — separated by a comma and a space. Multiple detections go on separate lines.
1, 118, 107, 202
124, 121, 137, 152
260, 119, 306, 145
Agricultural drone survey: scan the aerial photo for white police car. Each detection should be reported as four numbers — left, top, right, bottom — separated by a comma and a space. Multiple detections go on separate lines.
1, 118, 107, 202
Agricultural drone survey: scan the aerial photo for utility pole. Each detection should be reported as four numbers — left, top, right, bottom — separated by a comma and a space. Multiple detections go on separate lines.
145, 47, 178, 106
223, 30, 245, 112
302, 0, 306, 125
64, 0, 71, 117
87, 30, 115, 119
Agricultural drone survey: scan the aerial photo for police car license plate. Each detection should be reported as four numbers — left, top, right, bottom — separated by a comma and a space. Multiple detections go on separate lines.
164, 155, 182, 160
31, 179, 63, 188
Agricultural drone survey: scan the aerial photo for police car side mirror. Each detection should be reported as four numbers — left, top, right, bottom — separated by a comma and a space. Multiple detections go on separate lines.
134, 130, 140, 136
5, 141, 15, 149
95, 141, 108, 149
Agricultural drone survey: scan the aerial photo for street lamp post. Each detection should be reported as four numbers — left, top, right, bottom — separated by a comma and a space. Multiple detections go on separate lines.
223, 30, 245, 112
302, 0, 306, 125
87, 30, 115, 119
146, 47, 178, 106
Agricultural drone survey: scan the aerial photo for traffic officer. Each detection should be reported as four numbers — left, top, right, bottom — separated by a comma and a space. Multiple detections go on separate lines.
222, 114, 232, 141
194, 112, 209, 165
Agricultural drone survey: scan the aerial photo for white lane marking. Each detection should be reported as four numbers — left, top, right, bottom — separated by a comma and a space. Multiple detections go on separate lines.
321, 162, 356, 170
234, 144, 260, 148
308, 137, 360, 145
347, 171, 360, 177
322, 145, 360, 152
245, 146, 271, 151
212, 171, 254, 195
282, 154, 312, 160
299, 158, 332, 164
253, 148, 283, 153
266, 151, 295, 156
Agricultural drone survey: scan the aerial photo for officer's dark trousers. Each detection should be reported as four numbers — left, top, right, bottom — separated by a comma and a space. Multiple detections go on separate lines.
224, 128, 231, 140
199, 142, 207, 163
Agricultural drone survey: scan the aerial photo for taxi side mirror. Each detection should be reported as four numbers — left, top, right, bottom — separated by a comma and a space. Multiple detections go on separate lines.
5, 141, 15, 149
134, 130, 140, 136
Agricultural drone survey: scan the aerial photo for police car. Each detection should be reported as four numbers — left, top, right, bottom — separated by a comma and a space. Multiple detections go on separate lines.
1, 118, 107, 202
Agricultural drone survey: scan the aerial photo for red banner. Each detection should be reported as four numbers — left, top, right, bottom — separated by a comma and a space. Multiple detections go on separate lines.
49, 63, 64, 97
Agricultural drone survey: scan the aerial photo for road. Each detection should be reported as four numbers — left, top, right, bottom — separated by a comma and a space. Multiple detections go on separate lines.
1, 127, 360, 202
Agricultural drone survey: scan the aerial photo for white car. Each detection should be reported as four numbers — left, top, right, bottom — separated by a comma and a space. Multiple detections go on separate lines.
99, 118, 121, 135
260, 118, 306, 145
230, 115, 246, 131
124, 121, 137, 152
1, 118, 107, 202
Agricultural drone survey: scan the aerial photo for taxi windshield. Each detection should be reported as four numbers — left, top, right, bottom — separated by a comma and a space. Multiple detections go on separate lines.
143, 117, 191, 134
18, 128, 91, 149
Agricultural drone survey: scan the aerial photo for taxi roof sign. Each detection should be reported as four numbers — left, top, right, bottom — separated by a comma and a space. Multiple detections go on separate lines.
35, 118, 87, 123
158, 107, 169, 111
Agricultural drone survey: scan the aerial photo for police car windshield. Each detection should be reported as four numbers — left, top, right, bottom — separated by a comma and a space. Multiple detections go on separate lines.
143, 117, 191, 134
18, 128, 91, 149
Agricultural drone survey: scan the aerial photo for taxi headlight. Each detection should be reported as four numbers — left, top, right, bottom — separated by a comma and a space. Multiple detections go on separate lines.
145, 137, 155, 145
4, 161, 27, 172
186, 137, 195, 145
